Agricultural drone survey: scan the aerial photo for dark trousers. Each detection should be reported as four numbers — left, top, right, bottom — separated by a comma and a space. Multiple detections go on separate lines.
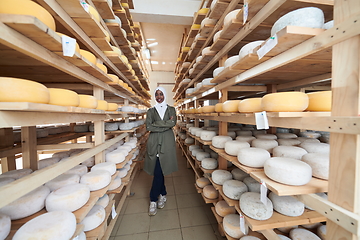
150, 158, 167, 202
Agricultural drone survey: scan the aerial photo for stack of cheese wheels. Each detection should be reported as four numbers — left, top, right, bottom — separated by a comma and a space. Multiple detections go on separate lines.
222, 100, 241, 113
12, 211, 76, 240
80, 49, 97, 65
203, 185, 218, 199
212, 170, 232, 185
0, 214, 10, 239
0, 77, 50, 103
238, 98, 262, 113
251, 139, 278, 153
272, 146, 308, 160
215, 201, 236, 217
81, 205, 106, 231
261, 92, 309, 112
48, 88, 80, 107
80, 170, 112, 191
96, 100, 108, 110
78, 95, 98, 109
212, 135, 232, 148
269, 192, 304, 217
289, 228, 322, 240
240, 192, 273, 220
201, 158, 218, 169
196, 177, 211, 188
223, 179, 248, 200
231, 168, 249, 181
45, 173, 80, 191
224, 140, 250, 156
243, 177, 261, 193
223, 214, 246, 238
237, 147, 270, 168
301, 153, 329, 180
306, 91, 331, 111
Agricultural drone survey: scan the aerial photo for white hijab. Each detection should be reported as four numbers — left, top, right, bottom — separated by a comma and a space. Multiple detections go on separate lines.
154, 86, 168, 120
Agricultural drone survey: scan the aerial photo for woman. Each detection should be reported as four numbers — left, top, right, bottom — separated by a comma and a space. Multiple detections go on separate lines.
144, 86, 178, 216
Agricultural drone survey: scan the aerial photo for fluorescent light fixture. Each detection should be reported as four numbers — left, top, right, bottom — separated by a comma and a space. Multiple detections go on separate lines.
151, 61, 159, 64
143, 48, 151, 59
147, 42, 158, 47
162, 62, 166, 64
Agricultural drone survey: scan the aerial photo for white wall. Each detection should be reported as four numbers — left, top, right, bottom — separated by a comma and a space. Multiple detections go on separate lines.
149, 71, 176, 107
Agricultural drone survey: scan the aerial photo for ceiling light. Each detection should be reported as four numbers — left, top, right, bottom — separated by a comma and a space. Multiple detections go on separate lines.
147, 42, 158, 47
143, 48, 151, 59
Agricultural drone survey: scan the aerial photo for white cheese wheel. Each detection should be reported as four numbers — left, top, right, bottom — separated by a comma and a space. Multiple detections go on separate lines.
273, 146, 308, 160
0, 214, 10, 240
240, 237, 261, 240
196, 151, 211, 161
74, 124, 89, 133
301, 153, 329, 180
223, 214, 246, 238
66, 165, 87, 176
195, 129, 204, 137
189, 127, 202, 135
105, 150, 127, 164
195, 56, 203, 63
201, 158, 218, 169
224, 56, 240, 68
108, 175, 122, 190
201, 17, 217, 28
269, 192, 304, 217
225, 140, 250, 156
13, 211, 76, 240
186, 88, 195, 95
231, 168, 249, 181
215, 200, 236, 217
276, 133, 298, 139
81, 156, 95, 167
262, 92, 309, 112
212, 170, 232, 185
297, 137, 320, 143
81, 205, 106, 232
196, 177, 211, 188
192, 148, 204, 157
236, 130, 253, 136
243, 177, 261, 193
277, 138, 301, 146
200, 130, 217, 141
201, 47, 216, 56
45, 183, 90, 212
251, 139, 278, 153
52, 151, 70, 159
236, 136, 256, 143
256, 134, 277, 140
227, 131, 236, 139
223, 180, 248, 200
189, 145, 200, 151
118, 168, 128, 178
224, 9, 241, 27
213, 30, 222, 42
80, 170, 112, 191
202, 185, 218, 199
202, 78, 216, 85
96, 194, 110, 208
45, 174, 80, 191
300, 131, 321, 139
301, 222, 322, 229
105, 122, 118, 131
277, 226, 298, 233
239, 41, 265, 59
237, 147, 270, 168
0, 186, 50, 220
289, 228, 321, 240
238, 98, 262, 113
271, 7, 324, 35
299, 142, 330, 154
264, 157, 312, 186
0, 177, 15, 187
277, 235, 292, 240
38, 157, 60, 169
213, 66, 224, 77
212, 135, 232, 148
75, 231, 86, 240
119, 122, 135, 130
91, 162, 116, 175
239, 192, 273, 220
48, 88, 79, 107
323, 20, 333, 29
317, 224, 326, 240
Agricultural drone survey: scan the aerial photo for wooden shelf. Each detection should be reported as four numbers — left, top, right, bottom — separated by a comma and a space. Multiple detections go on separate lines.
93, 0, 116, 19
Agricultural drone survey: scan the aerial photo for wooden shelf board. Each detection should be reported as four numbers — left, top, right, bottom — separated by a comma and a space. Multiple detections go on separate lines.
189, 28, 200, 39
199, 25, 215, 38
193, 12, 207, 25
105, 53, 130, 71
211, 207, 224, 224
73, 17, 107, 39
201, 192, 219, 204
210, 38, 229, 52
208, 1, 229, 20
218, 187, 239, 207
91, 37, 113, 51
56, 0, 92, 18
220, 19, 244, 40
93, 0, 116, 19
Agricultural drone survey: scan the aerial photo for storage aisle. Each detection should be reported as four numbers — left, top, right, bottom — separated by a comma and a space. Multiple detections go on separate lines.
109, 146, 223, 240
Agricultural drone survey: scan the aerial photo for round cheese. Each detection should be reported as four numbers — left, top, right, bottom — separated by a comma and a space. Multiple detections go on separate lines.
262, 92, 309, 112
273, 146, 308, 160
82, 156, 95, 167
237, 147, 270, 168
196, 151, 211, 161
80, 170, 112, 191
277, 226, 298, 233
289, 228, 321, 240
215, 200, 236, 217
238, 98, 262, 113
323, 20, 333, 29
78, 95, 98, 109
91, 162, 116, 175
256, 134, 277, 140
192, 148, 204, 157
225, 140, 250, 156
52, 151, 70, 159
0, 214, 10, 240
240, 237, 261, 240
75, 231, 86, 240
81, 205, 106, 232
200, 17, 216, 28
38, 157, 61, 169
48, 88, 79, 107
186, 88, 195, 95
0, 186, 50, 220
108, 175, 122, 190
66, 165, 88, 176
105, 150, 127, 164
96, 63, 108, 73
301, 222, 322, 229
223, 179, 248, 200
198, 8, 209, 14
213, 30, 222, 42
223, 214, 246, 238
88, 5, 100, 22
45, 183, 90, 212
251, 139, 278, 153
80, 49, 97, 65
224, 56, 240, 68
236, 136, 256, 143
212, 135, 232, 148
276, 133, 298, 139
189, 145, 200, 151
297, 137, 320, 143
196, 177, 211, 188
201, 158, 218, 169
243, 177, 261, 193
105, 122, 118, 131
45, 174, 80, 191
214, 103, 223, 112
0, 77, 50, 104
231, 168, 249, 181
96, 194, 110, 208
277, 138, 301, 146
224, 9, 241, 27
300, 131, 321, 139
317, 224, 326, 240
202, 185, 218, 199
213, 67, 224, 77
13, 211, 76, 240
201, 47, 216, 56
236, 130, 253, 137
108, 103, 119, 111
0, 177, 15, 187
240, 192, 273, 220
191, 24, 201, 30
117, 168, 128, 178
301, 153, 329, 180
223, 100, 241, 113
306, 91, 332, 111
239, 41, 265, 59
96, 100, 108, 110
299, 142, 329, 154
212, 170, 232, 185
202, 78, 216, 86
264, 157, 312, 186
269, 192, 304, 217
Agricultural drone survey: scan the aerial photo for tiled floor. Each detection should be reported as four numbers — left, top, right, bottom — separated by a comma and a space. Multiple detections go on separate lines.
109, 146, 224, 240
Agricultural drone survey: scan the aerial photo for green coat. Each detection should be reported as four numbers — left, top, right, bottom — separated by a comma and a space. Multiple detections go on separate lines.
144, 105, 178, 176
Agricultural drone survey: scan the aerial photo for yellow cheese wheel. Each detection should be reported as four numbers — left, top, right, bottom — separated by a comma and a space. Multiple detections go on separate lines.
80, 49, 97, 65
182, 47, 190, 52
78, 95, 98, 109
262, 92, 309, 112
306, 91, 332, 111
223, 100, 241, 113
121, 3, 129, 8
191, 24, 201, 30
238, 98, 262, 113
0, 0, 56, 31
96, 100, 108, 110
123, 83, 129, 89
118, 80, 124, 86
96, 63, 107, 73
198, 8, 210, 14
121, 55, 129, 64
107, 103, 118, 111
88, 5, 100, 23
215, 103, 223, 112
107, 74, 119, 83
111, 46, 122, 56
104, 30, 110, 42
56, 32, 80, 54
0, 77, 49, 104
48, 88, 80, 107
202, 105, 215, 113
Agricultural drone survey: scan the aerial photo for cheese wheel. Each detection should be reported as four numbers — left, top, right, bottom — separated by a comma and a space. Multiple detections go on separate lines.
192, 148, 204, 157
0, 186, 50, 220
236, 130, 253, 137
0, 0, 56, 31
324, 20, 333, 29
91, 162, 116, 175
289, 228, 321, 240
223, 180, 248, 200
66, 165, 88, 176
78, 95, 98, 109
215, 201, 236, 217
213, 67, 224, 77
13, 211, 76, 240
82, 156, 95, 167
251, 139, 278, 153
201, 158, 218, 169
38, 157, 60, 169
108, 175, 122, 190
107, 103, 119, 111
191, 24, 201, 30
240, 192, 273, 220
213, 30, 222, 42
306, 91, 332, 111
201, 47, 216, 56
241, 237, 261, 240
196, 177, 211, 188
117, 168, 128, 178
277, 138, 301, 146
81, 205, 106, 232
301, 153, 329, 180
273, 146, 308, 160
45, 174, 80, 191
0, 177, 15, 187
75, 231, 86, 240
96, 194, 110, 208
277, 226, 298, 233
198, 8, 209, 14
96, 100, 108, 110
105, 122, 118, 131
317, 224, 326, 240
262, 92, 309, 112
224, 9, 241, 27
52, 151, 70, 159
0, 214, 10, 240
275, 133, 297, 139
74, 124, 89, 133
80, 170, 112, 191
223, 214, 246, 238
224, 56, 240, 68
231, 168, 249, 181
243, 177, 261, 193
189, 145, 200, 151
212, 135, 232, 148
45, 183, 90, 212
235, 136, 256, 144
202, 106, 216, 114
239, 41, 265, 59
203, 185, 218, 199
196, 151, 211, 161
225, 140, 250, 156
269, 192, 304, 217
96, 63, 108, 73
105, 150, 127, 164
80, 49, 97, 65
215, 103, 223, 112
223, 100, 241, 113
237, 147, 270, 168
297, 137, 320, 143
189, 127, 202, 135
256, 134, 277, 140
0, 77, 50, 103
264, 157, 312, 186
212, 170, 232, 185
48, 88, 79, 107
238, 98, 262, 113
0, 168, 32, 180
278, 235, 292, 240
299, 142, 329, 154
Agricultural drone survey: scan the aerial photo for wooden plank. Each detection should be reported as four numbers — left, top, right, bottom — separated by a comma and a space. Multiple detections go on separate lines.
208, 1, 229, 20
91, 37, 113, 51
21, 126, 38, 170
106, 23, 128, 45
56, 0, 91, 18
73, 17, 107, 39
218, 187, 239, 207
221, 19, 244, 40
0, 128, 16, 172
210, 38, 230, 52
199, 25, 215, 38
193, 12, 207, 25
93, 0, 116, 19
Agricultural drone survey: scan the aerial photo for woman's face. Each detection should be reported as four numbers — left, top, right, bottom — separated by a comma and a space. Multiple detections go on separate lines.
155, 90, 164, 103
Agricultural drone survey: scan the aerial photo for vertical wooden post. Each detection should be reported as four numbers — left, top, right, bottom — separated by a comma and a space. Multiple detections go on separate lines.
194, 100, 199, 128
69, 123, 78, 143
21, 126, 37, 170
94, 87, 105, 164
327, 0, 360, 239
266, 84, 277, 134
0, 128, 16, 172
218, 89, 228, 170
